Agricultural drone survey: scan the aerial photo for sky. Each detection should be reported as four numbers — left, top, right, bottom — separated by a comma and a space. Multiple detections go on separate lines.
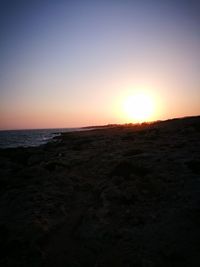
0, 0, 200, 130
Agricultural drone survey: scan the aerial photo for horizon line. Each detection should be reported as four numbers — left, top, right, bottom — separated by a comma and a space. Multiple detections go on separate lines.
0, 114, 199, 132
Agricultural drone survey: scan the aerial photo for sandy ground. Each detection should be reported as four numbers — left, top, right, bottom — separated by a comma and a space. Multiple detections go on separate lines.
0, 116, 200, 267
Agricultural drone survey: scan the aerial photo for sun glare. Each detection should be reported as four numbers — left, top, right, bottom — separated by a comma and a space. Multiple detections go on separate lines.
123, 92, 154, 122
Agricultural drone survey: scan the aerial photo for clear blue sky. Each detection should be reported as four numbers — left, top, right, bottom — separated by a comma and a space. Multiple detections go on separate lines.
0, 0, 200, 129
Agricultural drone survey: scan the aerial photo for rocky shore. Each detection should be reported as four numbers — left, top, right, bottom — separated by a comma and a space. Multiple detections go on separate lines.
0, 116, 200, 267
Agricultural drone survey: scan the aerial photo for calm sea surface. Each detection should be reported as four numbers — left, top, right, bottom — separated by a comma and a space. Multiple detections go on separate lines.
0, 128, 82, 148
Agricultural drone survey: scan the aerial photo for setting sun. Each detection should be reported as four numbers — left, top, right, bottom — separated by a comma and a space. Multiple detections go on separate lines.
123, 92, 154, 122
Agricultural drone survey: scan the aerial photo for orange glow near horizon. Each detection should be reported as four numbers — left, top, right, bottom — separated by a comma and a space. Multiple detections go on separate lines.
0, 1, 200, 130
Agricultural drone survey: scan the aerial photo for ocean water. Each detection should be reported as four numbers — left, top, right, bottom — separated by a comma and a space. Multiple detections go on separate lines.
0, 128, 82, 148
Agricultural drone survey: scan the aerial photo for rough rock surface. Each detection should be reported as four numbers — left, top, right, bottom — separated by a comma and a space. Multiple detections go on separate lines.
0, 116, 200, 266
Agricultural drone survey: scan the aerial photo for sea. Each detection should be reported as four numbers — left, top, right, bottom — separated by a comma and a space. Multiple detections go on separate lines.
0, 128, 83, 148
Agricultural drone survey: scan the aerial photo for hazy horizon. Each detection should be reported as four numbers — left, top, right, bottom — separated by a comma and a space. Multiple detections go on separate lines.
1, 0, 200, 130
0, 114, 199, 132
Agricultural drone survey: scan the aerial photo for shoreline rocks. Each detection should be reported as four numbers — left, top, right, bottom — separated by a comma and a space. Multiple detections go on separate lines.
0, 116, 200, 266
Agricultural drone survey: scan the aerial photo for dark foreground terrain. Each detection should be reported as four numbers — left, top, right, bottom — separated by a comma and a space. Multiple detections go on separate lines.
0, 116, 200, 267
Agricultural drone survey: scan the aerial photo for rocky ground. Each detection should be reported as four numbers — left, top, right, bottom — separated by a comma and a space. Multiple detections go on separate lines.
0, 116, 200, 267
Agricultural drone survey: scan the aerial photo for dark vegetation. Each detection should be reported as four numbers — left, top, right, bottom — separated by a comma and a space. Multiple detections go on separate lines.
0, 116, 200, 266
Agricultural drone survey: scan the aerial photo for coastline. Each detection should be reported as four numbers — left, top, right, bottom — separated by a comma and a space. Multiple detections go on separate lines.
0, 127, 90, 149
0, 116, 200, 266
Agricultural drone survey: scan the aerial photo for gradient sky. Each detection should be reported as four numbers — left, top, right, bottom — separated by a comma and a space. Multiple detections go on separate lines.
0, 0, 200, 130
